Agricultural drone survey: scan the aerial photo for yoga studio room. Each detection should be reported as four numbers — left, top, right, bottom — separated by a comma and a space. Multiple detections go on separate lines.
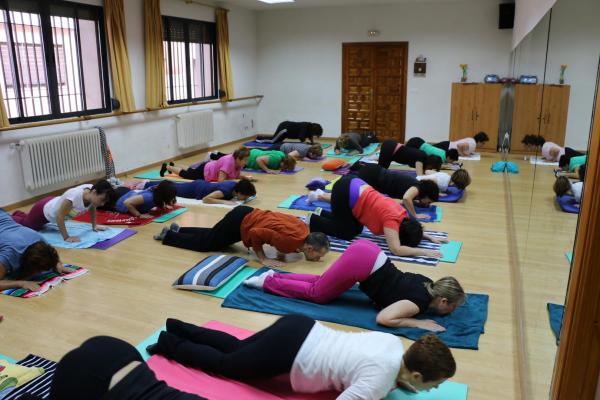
1, 0, 600, 398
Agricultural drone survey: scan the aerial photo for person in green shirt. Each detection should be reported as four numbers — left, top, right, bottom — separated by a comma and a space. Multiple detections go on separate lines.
245, 148, 297, 174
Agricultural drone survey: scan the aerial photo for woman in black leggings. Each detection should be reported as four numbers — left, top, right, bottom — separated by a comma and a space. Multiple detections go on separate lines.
48, 336, 204, 399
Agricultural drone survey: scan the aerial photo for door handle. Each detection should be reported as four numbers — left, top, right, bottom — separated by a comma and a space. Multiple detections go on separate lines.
545, 113, 550, 124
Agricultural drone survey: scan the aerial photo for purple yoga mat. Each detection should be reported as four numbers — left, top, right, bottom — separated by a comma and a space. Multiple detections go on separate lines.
91, 229, 137, 250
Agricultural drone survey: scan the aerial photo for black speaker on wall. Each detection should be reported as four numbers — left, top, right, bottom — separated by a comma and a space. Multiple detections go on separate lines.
499, 3, 515, 29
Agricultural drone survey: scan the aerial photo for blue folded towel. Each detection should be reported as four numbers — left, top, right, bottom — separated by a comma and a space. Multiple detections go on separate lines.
222, 268, 489, 350
547, 303, 565, 344
506, 161, 519, 174
491, 161, 506, 173
438, 186, 465, 203
556, 195, 580, 214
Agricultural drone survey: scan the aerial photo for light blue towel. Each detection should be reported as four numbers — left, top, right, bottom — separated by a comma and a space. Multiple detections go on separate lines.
222, 267, 489, 349
39, 222, 126, 249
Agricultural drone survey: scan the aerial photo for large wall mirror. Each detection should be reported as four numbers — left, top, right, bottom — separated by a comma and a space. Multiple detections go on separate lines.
509, 0, 599, 397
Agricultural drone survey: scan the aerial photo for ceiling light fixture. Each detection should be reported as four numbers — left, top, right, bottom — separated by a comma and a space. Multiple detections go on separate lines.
258, 0, 295, 3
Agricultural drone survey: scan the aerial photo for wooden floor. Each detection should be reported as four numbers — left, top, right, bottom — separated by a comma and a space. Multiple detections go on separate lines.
1, 142, 577, 400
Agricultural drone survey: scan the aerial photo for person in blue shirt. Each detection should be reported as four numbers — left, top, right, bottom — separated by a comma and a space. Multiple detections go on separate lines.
102, 181, 177, 218
144, 179, 256, 206
0, 209, 68, 292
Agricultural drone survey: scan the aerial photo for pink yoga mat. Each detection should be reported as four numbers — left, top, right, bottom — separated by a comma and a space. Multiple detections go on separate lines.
147, 320, 337, 400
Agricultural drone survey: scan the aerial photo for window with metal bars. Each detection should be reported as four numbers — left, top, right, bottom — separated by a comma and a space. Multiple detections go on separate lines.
0, 0, 111, 124
163, 16, 218, 104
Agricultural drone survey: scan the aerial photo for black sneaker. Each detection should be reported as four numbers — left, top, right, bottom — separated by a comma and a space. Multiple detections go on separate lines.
160, 163, 168, 177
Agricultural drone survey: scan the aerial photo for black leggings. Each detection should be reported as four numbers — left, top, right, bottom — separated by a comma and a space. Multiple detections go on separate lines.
309, 176, 363, 240
559, 147, 585, 169
162, 206, 254, 252
155, 315, 315, 381
405, 137, 425, 149
434, 141, 450, 151
179, 162, 206, 180
49, 336, 202, 400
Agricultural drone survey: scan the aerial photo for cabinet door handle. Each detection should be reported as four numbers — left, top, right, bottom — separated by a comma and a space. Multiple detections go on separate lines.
471, 110, 474, 121
545, 113, 550, 124
475, 111, 479, 120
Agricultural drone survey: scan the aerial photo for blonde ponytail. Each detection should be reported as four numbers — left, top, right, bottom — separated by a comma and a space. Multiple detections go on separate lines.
425, 277, 465, 305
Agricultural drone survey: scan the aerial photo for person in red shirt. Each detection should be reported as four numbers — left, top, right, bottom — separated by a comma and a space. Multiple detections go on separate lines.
154, 206, 329, 267
308, 176, 445, 258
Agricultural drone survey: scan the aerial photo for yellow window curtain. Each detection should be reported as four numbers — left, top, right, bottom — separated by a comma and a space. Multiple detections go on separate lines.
216, 8, 234, 100
144, 0, 167, 109
105, 0, 135, 112
0, 94, 9, 128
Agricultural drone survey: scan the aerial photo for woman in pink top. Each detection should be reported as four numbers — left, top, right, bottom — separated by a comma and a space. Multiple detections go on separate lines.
161, 147, 255, 181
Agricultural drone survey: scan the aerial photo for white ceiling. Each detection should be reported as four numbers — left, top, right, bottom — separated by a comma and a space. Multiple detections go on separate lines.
219, 0, 497, 11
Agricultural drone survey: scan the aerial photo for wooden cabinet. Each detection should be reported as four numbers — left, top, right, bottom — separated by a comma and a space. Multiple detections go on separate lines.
511, 84, 570, 153
449, 83, 502, 151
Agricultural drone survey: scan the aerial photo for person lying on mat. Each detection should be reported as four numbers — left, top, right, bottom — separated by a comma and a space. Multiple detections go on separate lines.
404, 137, 459, 167
103, 181, 177, 219
307, 176, 446, 258
347, 163, 439, 219
48, 336, 205, 400
554, 164, 586, 206
243, 148, 297, 174
334, 131, 378, 155
154, 206, 329, 267
269, 142, 323, 161
416, 169, 471, 195
146, 314, 457, 398
11, 180, 114, 242
161, 147, 255, 182
143, 179, 257, 206
429, 131, 488, 156
378, 139, 442, 175
0, 209, 70, 292
244, 239, 465, 331
256, 121, 323, 144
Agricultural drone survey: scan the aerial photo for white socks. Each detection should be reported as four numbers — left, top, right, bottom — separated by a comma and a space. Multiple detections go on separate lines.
243, 270, 276, 289
307, 189, 324, 205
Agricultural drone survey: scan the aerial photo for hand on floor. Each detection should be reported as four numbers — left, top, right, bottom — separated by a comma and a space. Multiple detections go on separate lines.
65, 236, 81, 243
429, 236, 448, 244
416, 319, 446, 332
20, 281, 41, 292
416, 213, 431, 220
260, 258, 286, 268
423, 249, 442, 258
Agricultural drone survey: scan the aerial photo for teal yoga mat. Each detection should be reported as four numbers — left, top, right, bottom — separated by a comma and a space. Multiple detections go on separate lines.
566, 252, 573, 263
387, 381, 468, 400
440, 241, 462, 263
0, 354, 16, 363
195, 267, 258, 299
133, 170, 190, 181
326, 143, 379, 158
152, 208, 188, 223
136, 327, 165, 361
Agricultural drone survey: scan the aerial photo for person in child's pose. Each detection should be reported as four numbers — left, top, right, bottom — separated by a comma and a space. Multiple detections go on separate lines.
143, 179, 256, 206
0, 209, 71, 292
155, 206, 329, 267
11, 180, 114, 242
49, 336, 205, 399
308, 176, 447, 258
269, 142, 323, 161
256, 121, 323, 144
378, 139, 442, 176
554, 164, 586, 206
105, 180, 177, 219
146, 314, 457, 399
245, 239, 465, 331
416, 169, 471, 195
161, 147, 255, 182
334, 131, 378, 155
242, 148, 297, 174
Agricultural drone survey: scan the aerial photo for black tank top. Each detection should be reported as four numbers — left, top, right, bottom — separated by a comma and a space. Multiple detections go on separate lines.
359, 260, 433, 313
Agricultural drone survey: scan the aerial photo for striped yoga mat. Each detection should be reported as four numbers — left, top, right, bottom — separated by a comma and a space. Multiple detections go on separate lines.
3, 354, 56, 399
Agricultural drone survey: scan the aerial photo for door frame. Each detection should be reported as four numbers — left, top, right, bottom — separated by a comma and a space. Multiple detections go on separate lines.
341, 42, 408, 142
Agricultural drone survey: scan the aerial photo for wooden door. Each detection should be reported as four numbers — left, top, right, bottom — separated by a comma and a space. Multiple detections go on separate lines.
342, 43, 408, 141
540, 84, 570, 146
474, 83, 502, 151
449, 83, 476, 141
511, 84, 543, 153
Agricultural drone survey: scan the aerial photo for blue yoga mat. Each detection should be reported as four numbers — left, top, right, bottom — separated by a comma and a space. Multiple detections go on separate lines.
548, 303, 565, 344
39, 222, 127, 249
556, 195, 579, 213
222, 268, 488, 349
438, 187, 465, 203
278, 195, 441, 222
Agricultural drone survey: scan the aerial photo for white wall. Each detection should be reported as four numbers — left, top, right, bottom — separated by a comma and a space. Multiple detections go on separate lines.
0, 0, 258, 206
255, 1, 512, 141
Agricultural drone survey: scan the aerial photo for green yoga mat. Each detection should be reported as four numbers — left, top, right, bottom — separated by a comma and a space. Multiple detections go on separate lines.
319, 143, 331, 149
152, 208, 188, 223
133, 170, 190, 181
386, 381, 468, 400
195, 267, 258, 299
278, 195, 302, 209
566, 252, 573, 263
326, 143, 380, 158
434, 206, 443, 222
0, 354, 16, 363
440, 241, 462, 263
136, 327, 165, 361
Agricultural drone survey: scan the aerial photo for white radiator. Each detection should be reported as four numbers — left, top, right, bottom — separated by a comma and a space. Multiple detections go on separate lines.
16, 128, 105, 191
176, 109, 214, 149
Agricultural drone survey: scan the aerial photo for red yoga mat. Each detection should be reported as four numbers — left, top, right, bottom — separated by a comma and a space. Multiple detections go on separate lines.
73, 206, 184, 226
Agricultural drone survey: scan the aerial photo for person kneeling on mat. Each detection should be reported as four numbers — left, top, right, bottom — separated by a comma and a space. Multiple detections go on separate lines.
154, 206, 329, 267
146, 314, 457, 398
307, 176, 446, 258
244, 239, 465, 331
378, 139, 442, 175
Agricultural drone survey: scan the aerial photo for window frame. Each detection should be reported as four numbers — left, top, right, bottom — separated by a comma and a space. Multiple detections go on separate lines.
0, 0, 112, 124
162, 15, 219, 105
